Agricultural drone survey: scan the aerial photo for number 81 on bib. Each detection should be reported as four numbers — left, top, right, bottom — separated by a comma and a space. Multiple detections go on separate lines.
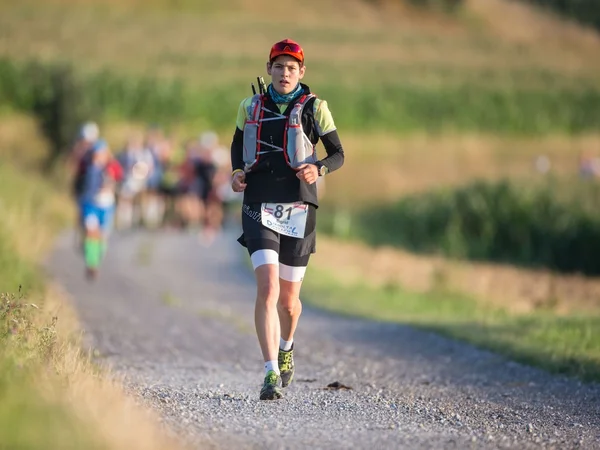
261, 202, 308, 239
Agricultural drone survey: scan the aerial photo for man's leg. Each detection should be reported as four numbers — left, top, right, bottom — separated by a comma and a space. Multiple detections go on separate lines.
254, 263, 281, 366
278, 275, 304, 343
277, 256, 309, 388
251, 249, 284, 400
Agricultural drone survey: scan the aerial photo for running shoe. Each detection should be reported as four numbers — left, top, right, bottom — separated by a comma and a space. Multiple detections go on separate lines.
278, 346, 295, 388
259, 370, 283, 400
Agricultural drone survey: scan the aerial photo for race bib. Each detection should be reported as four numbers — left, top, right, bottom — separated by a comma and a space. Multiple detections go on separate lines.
261, 202, 308, 239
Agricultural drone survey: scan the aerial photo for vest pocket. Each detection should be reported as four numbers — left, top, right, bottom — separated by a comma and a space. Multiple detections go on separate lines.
288, 125, 316, 167
243, 121, 259, 170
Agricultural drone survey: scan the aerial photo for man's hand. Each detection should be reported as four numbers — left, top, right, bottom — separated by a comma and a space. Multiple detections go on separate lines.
296, 164, 319, 185
232, 171, 247, 192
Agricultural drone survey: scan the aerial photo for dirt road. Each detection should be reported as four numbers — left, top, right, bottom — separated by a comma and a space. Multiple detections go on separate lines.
47, 229, 600, 449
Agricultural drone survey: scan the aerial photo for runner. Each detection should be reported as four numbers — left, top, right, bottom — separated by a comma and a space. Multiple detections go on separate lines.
78, 139, 123, 280
115, 133, 155, 230
197, 131, 228, 243
230, 39, 345, 400
70, 121, 100, 196
70, 122, 101, 249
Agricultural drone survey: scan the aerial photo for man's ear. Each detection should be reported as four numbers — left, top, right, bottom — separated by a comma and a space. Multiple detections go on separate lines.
299, 64, 306, 79
266, 62, 272, 76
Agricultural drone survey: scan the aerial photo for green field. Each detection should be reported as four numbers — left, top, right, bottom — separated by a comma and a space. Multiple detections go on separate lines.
0, 117, 182, 450
319, 177, 600, 275
303, 266, 600, 382
0, 147, 97, 449
1, 0, 600, 134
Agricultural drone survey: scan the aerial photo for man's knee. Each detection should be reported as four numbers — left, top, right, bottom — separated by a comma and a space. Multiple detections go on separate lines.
277, 295, 302, 316
255, 264, 280, 304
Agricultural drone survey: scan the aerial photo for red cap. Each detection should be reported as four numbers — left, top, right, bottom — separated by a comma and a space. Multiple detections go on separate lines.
269, 39, 304, 64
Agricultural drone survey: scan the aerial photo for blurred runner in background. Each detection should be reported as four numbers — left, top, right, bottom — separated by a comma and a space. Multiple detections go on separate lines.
77, 139, 123, 280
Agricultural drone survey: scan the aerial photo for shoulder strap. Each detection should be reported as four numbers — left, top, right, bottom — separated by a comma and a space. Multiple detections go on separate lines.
297, 93, 316, 108
246, 94, 264, 121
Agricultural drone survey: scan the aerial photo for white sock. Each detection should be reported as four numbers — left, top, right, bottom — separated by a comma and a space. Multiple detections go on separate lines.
265, 360, 279, 375
280, 338, 293, 351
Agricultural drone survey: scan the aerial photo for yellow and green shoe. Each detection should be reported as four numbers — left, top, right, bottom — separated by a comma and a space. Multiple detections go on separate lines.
278, 346, 295, 388
259, 370, 283, 400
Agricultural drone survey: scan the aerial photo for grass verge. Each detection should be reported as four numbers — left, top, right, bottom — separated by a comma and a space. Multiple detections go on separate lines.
2, 0, 600, 135
0, 125, 185, 449
302, 265, 600, 383
2, 57, 600, 135
319, 176, 600, 276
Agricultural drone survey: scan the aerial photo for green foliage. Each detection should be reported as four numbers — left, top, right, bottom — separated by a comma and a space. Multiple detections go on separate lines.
0, 160, 97, 450
0, 291, 57, 363
303, 267, 600, 382
0, 59, 96, 167
0, 355, 98, 450
1, 58, 600, 135
0, 227, 39, 295
324, 177, 600, 276
518, 0, 600, 32
365, 0, 464, 12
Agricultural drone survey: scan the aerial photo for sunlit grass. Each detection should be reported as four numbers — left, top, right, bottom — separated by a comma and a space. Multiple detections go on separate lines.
303, 266, 600, 382
0, 118, 185, 450
1, 0, 599, 90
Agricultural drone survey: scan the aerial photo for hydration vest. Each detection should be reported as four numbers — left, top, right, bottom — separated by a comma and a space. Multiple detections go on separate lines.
242, 93, 317, 172
73, 147, 95, 196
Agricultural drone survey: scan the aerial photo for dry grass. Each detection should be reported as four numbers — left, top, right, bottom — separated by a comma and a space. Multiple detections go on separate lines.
322, 132, 598, 206
38, 284, 187, 450
1, 0, 599, 89
314, 130, 600, 315
0, 115, 49, 167
0, 117, 74, 261
468, 0, 600, 56
0, 114, 188, 450
313, 236, 600, 315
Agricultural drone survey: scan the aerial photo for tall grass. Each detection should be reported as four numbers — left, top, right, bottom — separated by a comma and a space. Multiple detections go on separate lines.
302, 266, 600, 382
0, 161, 98, 449
320, 177, 600, 276
0, 129, 184, 450
518, 0, 600, 31
2, 58, 600, 135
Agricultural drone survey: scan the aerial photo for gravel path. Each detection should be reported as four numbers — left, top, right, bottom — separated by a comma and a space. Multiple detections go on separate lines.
47, 229, 600, 450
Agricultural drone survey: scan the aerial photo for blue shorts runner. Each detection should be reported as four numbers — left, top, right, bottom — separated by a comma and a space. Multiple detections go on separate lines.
80, 203, 115, 233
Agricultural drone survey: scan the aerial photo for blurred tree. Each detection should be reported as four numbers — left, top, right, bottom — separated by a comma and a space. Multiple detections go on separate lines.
27, 62, 97, 169
407, 0, 464, 12
518, 0, 600, 32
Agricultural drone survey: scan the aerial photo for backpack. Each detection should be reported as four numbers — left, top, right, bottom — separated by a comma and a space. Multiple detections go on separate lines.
72, 148, 94, 197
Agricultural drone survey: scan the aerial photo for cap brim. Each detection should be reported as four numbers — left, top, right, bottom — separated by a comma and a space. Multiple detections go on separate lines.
270, 51, 303, 63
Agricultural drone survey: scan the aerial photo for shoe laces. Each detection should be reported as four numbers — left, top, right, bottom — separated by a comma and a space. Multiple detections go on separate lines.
278, 350, 293, 369
265, 370, 279, 384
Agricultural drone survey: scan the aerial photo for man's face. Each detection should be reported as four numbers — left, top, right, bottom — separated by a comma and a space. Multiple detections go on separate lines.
267, 55, 305, 95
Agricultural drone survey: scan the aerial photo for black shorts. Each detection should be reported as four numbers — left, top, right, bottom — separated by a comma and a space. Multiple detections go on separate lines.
237, 202, 316, 267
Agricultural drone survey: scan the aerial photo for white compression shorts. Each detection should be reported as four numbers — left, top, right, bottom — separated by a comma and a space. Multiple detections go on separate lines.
250, 249, 308, 283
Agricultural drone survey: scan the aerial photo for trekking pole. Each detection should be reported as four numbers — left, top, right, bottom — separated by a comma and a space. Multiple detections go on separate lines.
258, 76, 267, 95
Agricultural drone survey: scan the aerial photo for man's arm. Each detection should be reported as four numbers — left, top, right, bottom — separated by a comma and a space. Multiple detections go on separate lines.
314, 99, 344, 173
231, 98, 251, 173
230, 127, 244, 172
319, 130, 344, 173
